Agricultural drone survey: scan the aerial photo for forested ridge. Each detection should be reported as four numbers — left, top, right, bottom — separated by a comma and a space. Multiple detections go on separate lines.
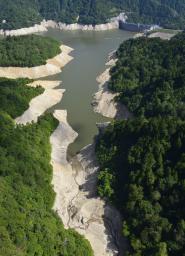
0, 79, 93, 255
109, 32, 185, 119
0, 35, 61, 67
96, 32, 185, 255
0, 0, 185, 30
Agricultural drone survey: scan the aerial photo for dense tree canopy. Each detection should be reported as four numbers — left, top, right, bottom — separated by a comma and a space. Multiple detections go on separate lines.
109, 32, 185, 119
96, 32, 185, 255
0, 0, 185, 29
0, 35, 61, 67
96, 117, 185, 256
122, 0, 185, 29
0, 0, 42, 30
0, 79, 93, 256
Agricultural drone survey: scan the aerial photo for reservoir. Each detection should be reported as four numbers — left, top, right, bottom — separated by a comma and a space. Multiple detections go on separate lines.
43, 28, 134, 156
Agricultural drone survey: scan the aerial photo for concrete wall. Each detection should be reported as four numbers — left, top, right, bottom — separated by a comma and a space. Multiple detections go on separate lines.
119, 21, 152, 32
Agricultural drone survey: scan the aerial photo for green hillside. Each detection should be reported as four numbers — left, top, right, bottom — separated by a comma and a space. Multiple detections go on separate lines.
96, 32, 185, 255
0, 0, 185, 29
0, 35, 61, 67
109, 32, 185, 119
0, 78, 93, 256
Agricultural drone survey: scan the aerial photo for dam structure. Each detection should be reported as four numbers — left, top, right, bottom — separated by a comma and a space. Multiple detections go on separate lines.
119, 20, 160, 32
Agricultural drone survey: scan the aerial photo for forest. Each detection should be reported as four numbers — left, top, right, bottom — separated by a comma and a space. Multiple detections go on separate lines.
96, 32, 185, 255
0, 78, 93, 256
109, 32, 185, 119
0, 0, 185, 29
0, 78, 43, 117
0, 35, 61, 67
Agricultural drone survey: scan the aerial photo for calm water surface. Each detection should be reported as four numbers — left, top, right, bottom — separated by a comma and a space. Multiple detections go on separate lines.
42, 29, 134, 156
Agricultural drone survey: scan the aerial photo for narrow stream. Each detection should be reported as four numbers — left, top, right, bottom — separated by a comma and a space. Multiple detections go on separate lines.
42, 28, 134, 156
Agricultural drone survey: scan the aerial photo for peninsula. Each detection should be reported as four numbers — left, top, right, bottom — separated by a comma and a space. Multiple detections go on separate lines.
0, 36, 93, 255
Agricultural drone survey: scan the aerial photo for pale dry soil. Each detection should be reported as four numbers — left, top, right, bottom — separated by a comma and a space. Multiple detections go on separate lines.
92, 51, 131, 120
51, 110, 125, 256
0, 45, 73, 79
15, 46, 74, 124
13, 44, 125, 255
15, 80, 65, 125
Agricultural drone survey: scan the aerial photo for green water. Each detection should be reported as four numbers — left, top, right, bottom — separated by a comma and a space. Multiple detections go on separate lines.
43, 29, 134, 156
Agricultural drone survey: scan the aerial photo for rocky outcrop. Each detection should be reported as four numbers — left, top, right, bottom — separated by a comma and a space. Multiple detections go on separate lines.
51, 110, 125, 256
0, 45, 73, 79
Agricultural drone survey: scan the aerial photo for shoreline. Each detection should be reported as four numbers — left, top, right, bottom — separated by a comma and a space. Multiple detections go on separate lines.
15, 80, 64, 125
51, 110, 124, 256
0, 13, 127, 37
92, 52, 132, 120
9, 35, 128, 254
0, 45, 73, 79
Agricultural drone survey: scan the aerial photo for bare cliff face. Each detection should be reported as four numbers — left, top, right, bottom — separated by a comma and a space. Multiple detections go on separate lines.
57, 20, 119, 31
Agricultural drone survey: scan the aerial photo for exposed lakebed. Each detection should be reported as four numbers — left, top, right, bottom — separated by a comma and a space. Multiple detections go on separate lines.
42, 28, 134, 156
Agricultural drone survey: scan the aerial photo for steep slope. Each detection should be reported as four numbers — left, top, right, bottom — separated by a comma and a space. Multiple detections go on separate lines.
0, 35, 61, 67
96, 32, 185, 255
0, 0, 185, 30
109, 32, 185, 119
0, 78, 93, 256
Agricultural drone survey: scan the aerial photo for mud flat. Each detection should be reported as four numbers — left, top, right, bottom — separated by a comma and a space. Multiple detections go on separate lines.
0, 45, 73, 79
15, 80, 64, 125
51, 110, 125, 256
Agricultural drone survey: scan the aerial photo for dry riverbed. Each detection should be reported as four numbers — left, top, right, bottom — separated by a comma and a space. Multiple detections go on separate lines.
51, 110, 125, 256
12, 42, 126, 255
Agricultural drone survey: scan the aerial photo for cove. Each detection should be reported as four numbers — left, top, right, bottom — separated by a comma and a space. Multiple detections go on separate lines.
42, 28, 134, 156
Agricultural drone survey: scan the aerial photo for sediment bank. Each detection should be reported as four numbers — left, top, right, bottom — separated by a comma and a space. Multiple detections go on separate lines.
0, 45, 73, 79
0, 13, 126, 36
92, 52, 131, 119
51, 110, 124, 256
15, 80, 64, 125
10, 31, 131, 255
